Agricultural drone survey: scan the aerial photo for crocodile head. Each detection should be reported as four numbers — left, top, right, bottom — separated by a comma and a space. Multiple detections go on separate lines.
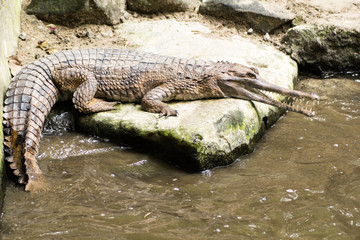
216, 63, 320, 116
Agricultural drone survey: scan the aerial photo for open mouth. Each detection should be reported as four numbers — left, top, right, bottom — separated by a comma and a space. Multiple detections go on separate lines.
217, 76, 320, 116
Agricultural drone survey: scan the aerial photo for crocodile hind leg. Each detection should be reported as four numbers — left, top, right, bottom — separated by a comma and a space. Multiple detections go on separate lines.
53, 68, 118, 114
73, 81, 118, 114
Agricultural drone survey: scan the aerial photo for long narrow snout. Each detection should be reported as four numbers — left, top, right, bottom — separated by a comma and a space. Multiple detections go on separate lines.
220, 76, 320, 100
217, 76, 320, 116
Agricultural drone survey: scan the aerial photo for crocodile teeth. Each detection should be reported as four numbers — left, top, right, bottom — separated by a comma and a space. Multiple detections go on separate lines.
5, 156, 14, 163
18, 176, 26, 184
13, 169, 21, 177
10, 162, 18, 169
5, 148, 12, 155
4, 140, 11, 148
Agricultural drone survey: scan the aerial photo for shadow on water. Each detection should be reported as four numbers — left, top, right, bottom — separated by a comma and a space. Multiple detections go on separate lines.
1, 76, 360, 239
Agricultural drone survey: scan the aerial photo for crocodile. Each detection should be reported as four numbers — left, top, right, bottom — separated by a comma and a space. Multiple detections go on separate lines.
3, 48, 319, 191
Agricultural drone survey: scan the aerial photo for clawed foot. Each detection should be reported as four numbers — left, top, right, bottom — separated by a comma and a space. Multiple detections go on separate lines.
101, 100, 119, 111
141, 99, 179, 118
159, 107, 178, 118
91, 99, 119, 112
81, 98, 119, 114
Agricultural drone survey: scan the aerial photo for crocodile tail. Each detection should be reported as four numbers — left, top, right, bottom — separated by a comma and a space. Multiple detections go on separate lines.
3, 59, 59, 190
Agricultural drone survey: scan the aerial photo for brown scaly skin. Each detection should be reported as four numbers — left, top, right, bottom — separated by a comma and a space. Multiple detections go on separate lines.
3, 48, 319, 191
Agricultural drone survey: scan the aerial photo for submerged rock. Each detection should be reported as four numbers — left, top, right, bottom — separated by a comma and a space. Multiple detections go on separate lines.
26, 0, 126, 26
44, 103, 76, 134
282, 24, 360, 76
199, 0, 295, 33
77, 20, 298, 171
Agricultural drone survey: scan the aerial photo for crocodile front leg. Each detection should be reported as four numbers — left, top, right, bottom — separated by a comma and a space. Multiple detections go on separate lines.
53, 68, 118, 114
141, 83, 178, 117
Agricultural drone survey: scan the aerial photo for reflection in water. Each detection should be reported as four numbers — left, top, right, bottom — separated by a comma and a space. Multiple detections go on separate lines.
1, 77, 360, 239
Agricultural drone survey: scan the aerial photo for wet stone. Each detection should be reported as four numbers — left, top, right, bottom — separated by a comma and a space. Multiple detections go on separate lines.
44, 103, 76, 134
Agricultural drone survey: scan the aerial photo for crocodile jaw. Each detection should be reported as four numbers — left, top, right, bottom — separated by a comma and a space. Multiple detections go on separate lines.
217, 76, 320, 116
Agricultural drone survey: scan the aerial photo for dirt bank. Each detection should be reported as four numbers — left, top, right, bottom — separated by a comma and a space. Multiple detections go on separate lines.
15, 0, 360, 70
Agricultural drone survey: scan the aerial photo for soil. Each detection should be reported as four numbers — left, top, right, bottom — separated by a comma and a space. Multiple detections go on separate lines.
15, 0, 359, 68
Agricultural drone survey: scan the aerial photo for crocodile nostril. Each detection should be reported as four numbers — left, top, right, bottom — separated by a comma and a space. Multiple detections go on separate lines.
263, 116, 268, 127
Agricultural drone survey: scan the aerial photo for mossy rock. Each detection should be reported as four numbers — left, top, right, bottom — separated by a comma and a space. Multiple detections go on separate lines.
282, 24, 360, 76
77, 99, 283, 171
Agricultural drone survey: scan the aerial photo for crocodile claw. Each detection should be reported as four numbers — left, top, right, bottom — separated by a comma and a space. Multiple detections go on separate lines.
159, 107, 178, 118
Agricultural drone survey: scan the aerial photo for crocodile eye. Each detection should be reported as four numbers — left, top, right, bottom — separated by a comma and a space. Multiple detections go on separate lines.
246, 72, 257, 79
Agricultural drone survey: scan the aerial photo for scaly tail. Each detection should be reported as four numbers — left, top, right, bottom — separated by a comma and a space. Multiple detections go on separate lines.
3, 59, 59, 191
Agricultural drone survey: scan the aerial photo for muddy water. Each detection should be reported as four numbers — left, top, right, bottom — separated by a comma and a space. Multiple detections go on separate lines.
1, 77, 360, 239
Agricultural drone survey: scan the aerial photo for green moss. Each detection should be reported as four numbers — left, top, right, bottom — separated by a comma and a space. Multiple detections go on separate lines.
216, 111, 245, 132
244, 123, 258, 140
292, 15, 305, 26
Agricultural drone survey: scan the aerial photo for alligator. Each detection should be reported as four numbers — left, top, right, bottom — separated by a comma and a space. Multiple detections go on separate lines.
3, 48, 319, 191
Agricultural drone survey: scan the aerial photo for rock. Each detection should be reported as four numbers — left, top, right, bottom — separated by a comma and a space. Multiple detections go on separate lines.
0, 0, 22, 204
77, 20, 298, 171
18, 32, 27, 41
127, 0, 199, 14
26, 0, 126, 26
247, 28, 253, 35
44, 103, 76, 134
101, 30, 114, 38
86, 30, 95, 39
304, 0, 360, 33
263, 33, 270, 42
76, 28, 95, 39
199, 0, 295, 33
281, 24, 360, 76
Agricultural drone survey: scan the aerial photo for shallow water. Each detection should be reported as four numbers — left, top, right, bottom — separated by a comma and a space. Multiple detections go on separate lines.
1, 77, 360, 239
